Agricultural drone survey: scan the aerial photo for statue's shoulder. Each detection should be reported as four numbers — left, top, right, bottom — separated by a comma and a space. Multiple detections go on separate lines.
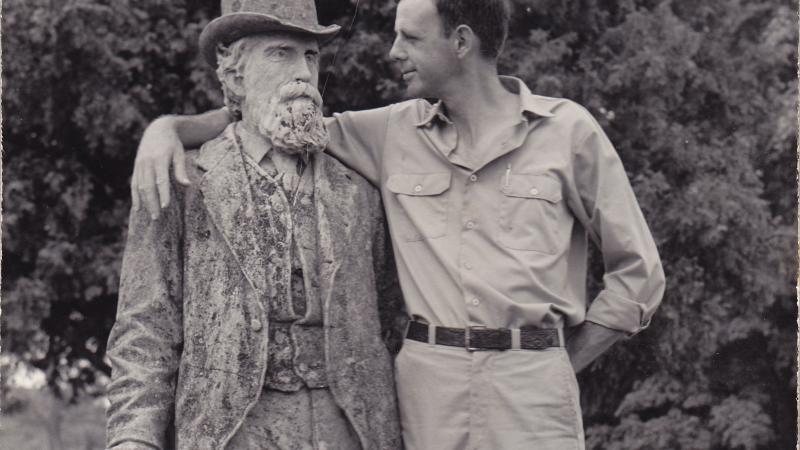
193, 124, 238, 173
316, 151, 375, 192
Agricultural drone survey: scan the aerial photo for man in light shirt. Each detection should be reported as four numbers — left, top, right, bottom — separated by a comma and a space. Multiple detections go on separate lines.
131, 0, 665, 448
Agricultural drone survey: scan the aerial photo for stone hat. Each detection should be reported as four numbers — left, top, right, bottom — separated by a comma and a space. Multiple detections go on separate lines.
199, 0, 341, 65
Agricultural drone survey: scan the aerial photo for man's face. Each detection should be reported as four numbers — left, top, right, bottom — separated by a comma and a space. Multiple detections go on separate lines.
389, 0, 459, 98
240, 33, 328, 155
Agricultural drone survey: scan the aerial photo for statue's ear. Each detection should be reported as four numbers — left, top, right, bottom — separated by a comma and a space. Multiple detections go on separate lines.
222, 68, 246, 98
217, 42, 247, 98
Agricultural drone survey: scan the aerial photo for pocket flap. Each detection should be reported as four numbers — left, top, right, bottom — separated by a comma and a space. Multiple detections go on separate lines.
502, 174, 562, 203
387, 173, 451, 196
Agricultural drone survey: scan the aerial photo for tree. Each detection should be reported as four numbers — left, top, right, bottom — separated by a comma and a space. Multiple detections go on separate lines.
3, 0, 795, 447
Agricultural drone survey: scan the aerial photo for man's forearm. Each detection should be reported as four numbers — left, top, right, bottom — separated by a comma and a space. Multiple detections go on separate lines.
565, 321, 625, 373
168, 107, 232, 148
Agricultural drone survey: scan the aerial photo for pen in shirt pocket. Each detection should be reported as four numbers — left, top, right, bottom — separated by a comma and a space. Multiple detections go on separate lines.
504, 163, 512, 188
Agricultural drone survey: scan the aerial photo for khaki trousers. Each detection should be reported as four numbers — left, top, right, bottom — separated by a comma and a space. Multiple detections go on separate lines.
226, 387, 361, 450
395, 338, 585, 450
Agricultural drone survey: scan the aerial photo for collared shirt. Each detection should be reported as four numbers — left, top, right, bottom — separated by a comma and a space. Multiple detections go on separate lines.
322, 76, 665, 334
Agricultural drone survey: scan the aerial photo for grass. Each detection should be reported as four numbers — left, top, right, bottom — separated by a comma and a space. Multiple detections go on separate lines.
0, 389, 106, 450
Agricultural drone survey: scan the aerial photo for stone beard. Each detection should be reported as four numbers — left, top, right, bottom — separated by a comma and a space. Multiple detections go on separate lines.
253, 80, 329, 156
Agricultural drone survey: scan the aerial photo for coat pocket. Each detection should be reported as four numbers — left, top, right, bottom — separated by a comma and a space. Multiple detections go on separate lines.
386, 173, 451, 242
499, 174, 563, 253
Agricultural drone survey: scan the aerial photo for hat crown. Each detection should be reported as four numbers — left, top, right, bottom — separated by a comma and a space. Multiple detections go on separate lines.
223, 0, 319, 26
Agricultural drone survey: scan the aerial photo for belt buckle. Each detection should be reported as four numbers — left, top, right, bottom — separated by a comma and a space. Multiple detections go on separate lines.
465, 325, 487, 351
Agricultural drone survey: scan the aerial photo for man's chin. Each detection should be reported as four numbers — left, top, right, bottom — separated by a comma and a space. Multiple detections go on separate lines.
402, 81, 426, 100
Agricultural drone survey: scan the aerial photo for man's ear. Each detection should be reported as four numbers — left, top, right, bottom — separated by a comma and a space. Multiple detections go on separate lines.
453, 24, 476, 59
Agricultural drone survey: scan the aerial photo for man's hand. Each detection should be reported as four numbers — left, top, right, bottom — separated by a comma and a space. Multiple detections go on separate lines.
130, 108, 233, 219
565, 321, 626, 373
131, 116, 190, 219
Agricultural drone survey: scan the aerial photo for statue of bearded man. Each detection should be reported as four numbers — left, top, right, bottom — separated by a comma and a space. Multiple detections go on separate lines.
104, 2, 404, 449
217, 34, 330, 159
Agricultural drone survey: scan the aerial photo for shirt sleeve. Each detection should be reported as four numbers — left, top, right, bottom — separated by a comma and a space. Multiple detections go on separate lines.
567, 109, 666, 335
324, 105, 392, 186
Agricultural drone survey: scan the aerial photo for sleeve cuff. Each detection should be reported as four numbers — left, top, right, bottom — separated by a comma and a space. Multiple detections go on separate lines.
107, 428, 164, 450
585, 289, 652, 335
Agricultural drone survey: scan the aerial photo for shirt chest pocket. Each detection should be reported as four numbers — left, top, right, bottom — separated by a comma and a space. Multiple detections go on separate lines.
386, 173, 451, 242
499, 174, 563, 254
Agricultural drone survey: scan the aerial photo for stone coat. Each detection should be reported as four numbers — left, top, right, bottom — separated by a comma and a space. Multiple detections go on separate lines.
106, 125, 404, 450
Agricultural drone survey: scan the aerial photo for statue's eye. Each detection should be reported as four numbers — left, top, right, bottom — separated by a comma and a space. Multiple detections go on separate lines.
266, 48, 289, 61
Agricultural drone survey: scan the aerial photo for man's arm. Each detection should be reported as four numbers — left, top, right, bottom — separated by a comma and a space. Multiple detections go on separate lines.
564, 107, 666, 372
131, 108, 231, 218
566, 322, 625, 373
106, 179, 185, 449
324, 106, 393, 186
132, 106, 393, 218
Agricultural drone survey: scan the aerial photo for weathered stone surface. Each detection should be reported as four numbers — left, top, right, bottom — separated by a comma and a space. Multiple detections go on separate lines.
106, 125, 404, 449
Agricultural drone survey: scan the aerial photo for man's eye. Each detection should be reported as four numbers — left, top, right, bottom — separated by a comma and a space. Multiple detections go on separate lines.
306, 53, 319, 63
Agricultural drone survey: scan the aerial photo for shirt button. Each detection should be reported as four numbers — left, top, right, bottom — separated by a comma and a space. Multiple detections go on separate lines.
471, 298, 481, 306
464, 261, 472, 270
529, 188, 539, 196
274, 203, 284, 213
414, 185, 423, 193
465, 221, 475, 229
469, 174, 478, 182
250, 319, 262, 331
276, 242, 286, 251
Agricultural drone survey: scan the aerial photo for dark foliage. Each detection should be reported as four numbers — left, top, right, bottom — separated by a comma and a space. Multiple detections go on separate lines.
3, 0, 796, 448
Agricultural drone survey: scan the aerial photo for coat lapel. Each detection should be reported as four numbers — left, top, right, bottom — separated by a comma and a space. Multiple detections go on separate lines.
313, 155, 361, 318
196, 124, 269, 298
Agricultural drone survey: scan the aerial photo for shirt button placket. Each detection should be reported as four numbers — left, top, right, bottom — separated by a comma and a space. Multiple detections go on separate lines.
461, 170, 483, 323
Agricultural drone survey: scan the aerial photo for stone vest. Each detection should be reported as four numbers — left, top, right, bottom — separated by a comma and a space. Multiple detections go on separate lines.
242, 152, 328, 391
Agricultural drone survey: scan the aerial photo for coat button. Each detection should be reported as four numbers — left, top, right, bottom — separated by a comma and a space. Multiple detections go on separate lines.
414, 184, 423, 193
529, 188, 539, 196
250, 319, 262, 331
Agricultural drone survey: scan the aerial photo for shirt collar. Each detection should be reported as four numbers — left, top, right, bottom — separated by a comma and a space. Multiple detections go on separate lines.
499, 75, 557, 121
414, 76, 556, 128
414, 100, 453, 127
234, 123, 271, 164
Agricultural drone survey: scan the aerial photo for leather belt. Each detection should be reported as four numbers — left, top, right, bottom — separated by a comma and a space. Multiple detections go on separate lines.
405, 321, 562, 351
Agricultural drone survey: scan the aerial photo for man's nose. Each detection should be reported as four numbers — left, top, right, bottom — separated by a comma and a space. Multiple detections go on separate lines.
389, 37, 405, 62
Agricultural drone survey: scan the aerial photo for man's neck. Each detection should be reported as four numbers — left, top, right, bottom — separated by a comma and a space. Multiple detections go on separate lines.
438, 63, 520, 150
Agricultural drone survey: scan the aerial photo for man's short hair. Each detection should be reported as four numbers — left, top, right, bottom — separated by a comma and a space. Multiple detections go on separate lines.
434, 0, 511, 59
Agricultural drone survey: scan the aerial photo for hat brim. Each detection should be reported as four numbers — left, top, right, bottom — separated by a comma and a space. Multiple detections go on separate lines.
199, 13, 341, 66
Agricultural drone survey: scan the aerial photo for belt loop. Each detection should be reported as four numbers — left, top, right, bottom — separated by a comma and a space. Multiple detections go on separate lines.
557, 327, 565, 347
511, 328, 521, 351
428, 323, 437, 346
